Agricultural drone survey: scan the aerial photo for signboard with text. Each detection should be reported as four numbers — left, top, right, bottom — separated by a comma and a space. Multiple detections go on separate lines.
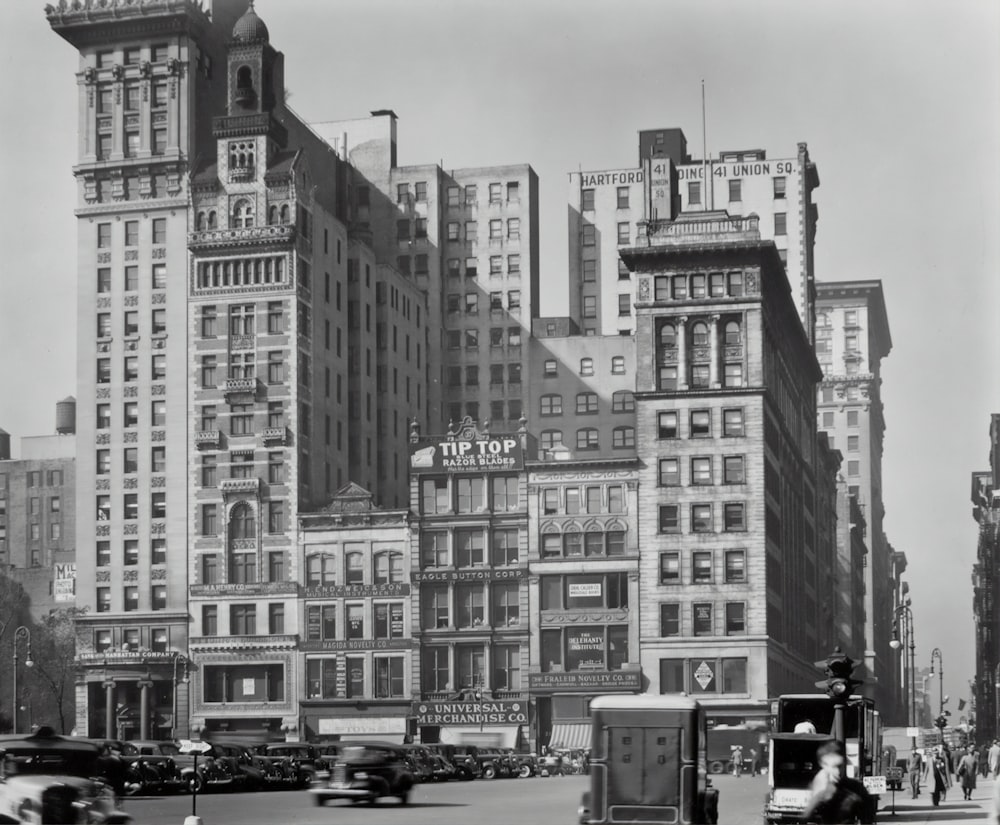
528, 670, 642, 694
413, 568, 525, 584
190, 582, 299, 597
303, 582, 409, 599
566, 628, 605, 672
410, 418, 523, 474
413, 700, 528, 726
54, 563, 76, 602
301, 638, 413, 653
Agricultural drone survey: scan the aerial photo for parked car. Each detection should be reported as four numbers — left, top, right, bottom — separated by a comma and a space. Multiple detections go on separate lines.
399, 744, 437, 783
121, 740, 189, 795
426, 753, 461, 781
252, 743, 329, 787
475, 749, 517, 779
310, 743, 415, 806
0, 727, 131, 823
424, 744, 478, 780
202, 741, 267, 791
511, 751, 539, 778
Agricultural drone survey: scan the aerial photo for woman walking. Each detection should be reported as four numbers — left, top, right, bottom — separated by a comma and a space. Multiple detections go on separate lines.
930, 748, 949, 806
957, 747, 978, 800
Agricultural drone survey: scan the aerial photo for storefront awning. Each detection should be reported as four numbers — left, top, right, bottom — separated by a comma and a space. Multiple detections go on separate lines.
438, 725, 521, 749
549, 723, 591, 751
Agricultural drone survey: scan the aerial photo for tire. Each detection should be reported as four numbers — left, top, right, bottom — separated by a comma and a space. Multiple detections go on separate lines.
482, 764, 497, 780
519, 764, 532, 778
399, 789, 410, 806
314, 795, 327, 807
709, 761, 725, 775
123, 769, 144, 796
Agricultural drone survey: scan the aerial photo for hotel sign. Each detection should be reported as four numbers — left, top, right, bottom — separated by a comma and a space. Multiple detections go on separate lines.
410, 436, 522, 473
413, 700, 528, 726
528, 671, 642, 694
303, 583, 410, 599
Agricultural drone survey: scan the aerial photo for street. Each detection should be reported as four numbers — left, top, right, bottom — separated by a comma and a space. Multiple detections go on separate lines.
119, 772, 996, 825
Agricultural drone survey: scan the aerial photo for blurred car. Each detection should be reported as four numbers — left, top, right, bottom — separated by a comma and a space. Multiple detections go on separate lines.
427, 753, 461, 781
399, 744, 436, 783
423, 744, 477, 780
203, 741, 267, 791
310, 743, 415, 806
121, 740, 188, 795
0, 727, 131, 823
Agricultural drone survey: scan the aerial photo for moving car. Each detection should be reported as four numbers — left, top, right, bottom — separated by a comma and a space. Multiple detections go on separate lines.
310, 743, 414, 806
0, 727, 131, 823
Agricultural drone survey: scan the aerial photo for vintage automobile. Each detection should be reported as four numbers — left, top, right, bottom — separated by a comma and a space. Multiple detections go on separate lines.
398, 745, 437, 783
199, 741, 266, 791
426, 753, 460, 781
251, 743, 328, 788
423, 744, 477, 780
0, 727, 131, 824
310, 743, 415, 806
475, 749, 517, 779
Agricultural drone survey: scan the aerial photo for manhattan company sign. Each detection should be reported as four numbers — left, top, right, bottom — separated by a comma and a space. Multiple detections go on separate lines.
413, 700, 528, 726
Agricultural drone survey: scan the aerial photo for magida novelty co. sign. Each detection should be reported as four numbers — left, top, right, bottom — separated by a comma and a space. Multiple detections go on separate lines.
409, 435, 523, 473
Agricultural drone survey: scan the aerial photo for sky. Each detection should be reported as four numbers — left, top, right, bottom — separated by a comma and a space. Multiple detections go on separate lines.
1, 0, 998, 713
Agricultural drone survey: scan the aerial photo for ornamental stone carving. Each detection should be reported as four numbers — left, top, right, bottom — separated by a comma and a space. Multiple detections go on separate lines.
97, 297, 111, 309
96, 525, 110, 537
97, 342, 110, 353
123, 523, 138, 535
745, 272, 760, 295
151, 293, 166, 305
96, 478, 110, 490
152, 248, 166, 259
151, 476, 165, 488
124, 294, 138, 307
151, 568, 167, 580
637, 277, 650, 302
96, 388, 110, 399
124, 250, 138, 261
96, 570, 110, 582
123, 386, 138, 398
151, 430, 166, 441
151, 521, 166, 534
123, 431, 138, 443
126, 340, 138, 351
97, 253, 111, 264
95, 432, 110, 444
123, 569, 138, 581
151, 385, 166, 395
123, 477, 138, 489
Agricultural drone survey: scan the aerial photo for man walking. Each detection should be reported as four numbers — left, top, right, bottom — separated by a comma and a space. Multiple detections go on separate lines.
907, 748, 923, 799
989, 739, 1000, 777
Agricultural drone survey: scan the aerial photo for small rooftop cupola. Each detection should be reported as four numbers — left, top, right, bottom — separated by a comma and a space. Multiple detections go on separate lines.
232, 0, 270, 45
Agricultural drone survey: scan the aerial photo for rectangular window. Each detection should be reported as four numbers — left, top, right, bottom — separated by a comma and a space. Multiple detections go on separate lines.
617, 222, 630, 245
723, 408, 744, 437
201, 503, 217, 535
465, 184, 477, 205
659, 505, 680, 533
688, 181, 702, 205
774, 213, 787, 235
507, 218, 520, 240
724, 502, 746, 531
725, 603, 746, 635
618, 294, 631, 316
724, 550, 746, 583
96, 542, 111, 567
658, 411, 679, 439
151, 539, 167, 565
693, 603, 713, 636
660, 552, 680, 584
123, 402, 138, 428
723, 455, 745, 484
691, 456, 713, 485
151, 354, 166, 380
660, 603, 680, 637
692, 551, 713, 583
691, 503, 712, 532
151, 399, 166, 426
489, 182, 502, 203
690, 410, 711, 437
96, 588, 111, 613
97, 223, 111, 248
96, 404, 111, 429
729, 179, 742, 202
124, 587, 139, 612
269, 603, 285, 634
202, 605, 218, 635
658, 458, 680, 487
375, 657, 405, 698
97, 267, 111, 293
773, 176, 787, 199
455, 528, 485, 567
151, 585, 167, 610
230, 605, 257, 635
581, 188, 594, 211
616, 186, 630, 209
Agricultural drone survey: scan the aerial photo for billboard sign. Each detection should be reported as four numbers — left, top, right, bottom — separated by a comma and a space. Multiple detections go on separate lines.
410, 417, 522, 473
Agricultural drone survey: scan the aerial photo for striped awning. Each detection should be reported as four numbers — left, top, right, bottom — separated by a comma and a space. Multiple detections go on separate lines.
549, 723, 591, 751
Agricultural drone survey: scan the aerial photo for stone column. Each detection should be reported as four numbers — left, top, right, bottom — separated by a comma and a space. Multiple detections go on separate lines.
103, 680, 116, 740
677, 316, 689, 390
139, 676, 155, 740
710, 314, 721, 388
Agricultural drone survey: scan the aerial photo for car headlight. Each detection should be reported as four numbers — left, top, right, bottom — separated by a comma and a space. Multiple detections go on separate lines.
355, 772, 368, 779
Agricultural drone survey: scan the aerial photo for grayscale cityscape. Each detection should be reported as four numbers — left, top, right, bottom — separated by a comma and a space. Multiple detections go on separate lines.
0, 1, 997, 823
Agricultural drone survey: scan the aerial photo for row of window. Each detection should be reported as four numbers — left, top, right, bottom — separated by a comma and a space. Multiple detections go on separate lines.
421, 643, 522, 693
658, 318, 742, 347
444, 255, 521, 278
658, 502, 747, 533
542, 356, 627, 377
662, 600, 747, 638
421, 529, 519, 568
96, 219, 167, 249
97, 447, 166, 475
539, 530, 628, 559
98, 356, 168, 384
95, 44, 172, 68
92, 401, 167, 428
95, 493, 166, 521
658, 455, 746, 486
539, 390, 634, 417
444, 218, 520, 243
657, 408, 745, 439
201, 303, 286, 337
304, 601, 407, 641
95, 585, 168, 612
445, 290, 522, 314
308, 656, 406, 700
580, 186, 632, 212
444, 401, 524, 427
7, 471, 63, 489
96, 126, 169, 160
537, 427, 635, 451
658, 363, 745, 391
653, 271, 747, 302
200, 452, 286, 486
421, 582, 521, 630
659, 548, 747, 585
539, 625, 628, 673
95, 310, 167, 339
198, 549, 286, 586
581, 257, 631, 282
419, 476, 521, 516
539, 484, 627, 516
446, 327, 522, 350
92, 625, 172, 654
396, 181, 522, 207
444, 363, 522, 388
302, 550, 404, 587
19, 523, 62, 542
580, 222, 635, 247
199, 501, 285, 536
659, 656, 747, 695
685, 175, 786, 205
96, 264, 167, 293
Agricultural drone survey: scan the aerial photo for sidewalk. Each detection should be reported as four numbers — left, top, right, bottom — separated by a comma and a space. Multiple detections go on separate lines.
876, 774, 994, 824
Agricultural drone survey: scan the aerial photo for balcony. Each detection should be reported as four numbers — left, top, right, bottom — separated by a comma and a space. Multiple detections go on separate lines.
195, 430, 222, 449
220, 477, 261, 495
188, 223, 295, 251
223, 376, 257, 400
261, 426, 288, 445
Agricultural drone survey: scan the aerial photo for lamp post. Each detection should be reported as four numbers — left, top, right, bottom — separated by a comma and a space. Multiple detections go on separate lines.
929, 647, 944, 716
889, 601, 915, 729
12, 626, 33, 734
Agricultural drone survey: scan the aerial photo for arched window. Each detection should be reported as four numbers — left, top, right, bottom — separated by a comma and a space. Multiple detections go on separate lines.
229, 502, 256, 540
659, 323, 677, 349
345, 551, 364, 585
374, 551, 404, 585
268, 205, 278, 225
691, 321, 709, 347
576, 428, 599, 450
725, 320, 741, 345
207, 211, 217, 229
279, 204, 290, 224
233, 199, 254, 229
236, 65, 253, 90
196, 212, 206, 231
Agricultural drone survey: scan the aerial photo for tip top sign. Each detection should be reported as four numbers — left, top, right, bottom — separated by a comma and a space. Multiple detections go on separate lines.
410, 436, 522, 473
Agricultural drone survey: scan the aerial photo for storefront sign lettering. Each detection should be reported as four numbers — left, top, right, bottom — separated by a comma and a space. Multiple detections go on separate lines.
413, 700, 528, 726
190, 582, 299, 597
580, 170, 644, 187
413, 568, 525, 583
301, 638, 413, 652
303, 583, 410, 599
410, 436, 523, 473
528, 670, 642, 694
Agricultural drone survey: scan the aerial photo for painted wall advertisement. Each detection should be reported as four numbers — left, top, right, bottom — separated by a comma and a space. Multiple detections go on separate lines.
54, 563, 76, 602
410, 435, 522, 473
566, 628, 605, 671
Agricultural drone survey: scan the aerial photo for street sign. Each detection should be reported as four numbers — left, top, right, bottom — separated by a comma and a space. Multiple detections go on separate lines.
886, 767, 904, 781
863, 776, 887, 795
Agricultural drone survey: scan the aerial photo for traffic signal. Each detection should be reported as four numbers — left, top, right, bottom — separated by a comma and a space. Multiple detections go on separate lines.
814, 647, 863, 700
934, 711, 951, 730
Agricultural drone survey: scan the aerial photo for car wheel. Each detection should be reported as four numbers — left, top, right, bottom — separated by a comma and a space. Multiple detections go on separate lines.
709, 761, 726, 775
123, 769, 144, 796
483, 765, 497, 780
399, 789, 410, 806
519, 764, 533, 778
314, 795, 327, 807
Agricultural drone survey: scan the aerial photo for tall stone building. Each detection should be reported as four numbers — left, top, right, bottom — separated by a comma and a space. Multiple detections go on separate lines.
972, 414, 1000, 738
624, 209, 828, 725
815, 281, 895, 716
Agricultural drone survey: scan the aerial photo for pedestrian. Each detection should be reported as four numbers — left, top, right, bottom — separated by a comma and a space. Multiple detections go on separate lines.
801, 740, 875, 824
907, 748, 923, 799
957, 747, 977, 800
981, 743, 991, 778
748, 747, 760, 777
991, 740, 1000, 777
730, 744, 743, 778
930, 748, 949, 807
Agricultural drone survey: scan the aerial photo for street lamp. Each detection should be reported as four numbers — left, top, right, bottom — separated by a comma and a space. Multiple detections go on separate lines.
889, 601, 916, 728
12, 626, 33, 734
929, 647, 945, 716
